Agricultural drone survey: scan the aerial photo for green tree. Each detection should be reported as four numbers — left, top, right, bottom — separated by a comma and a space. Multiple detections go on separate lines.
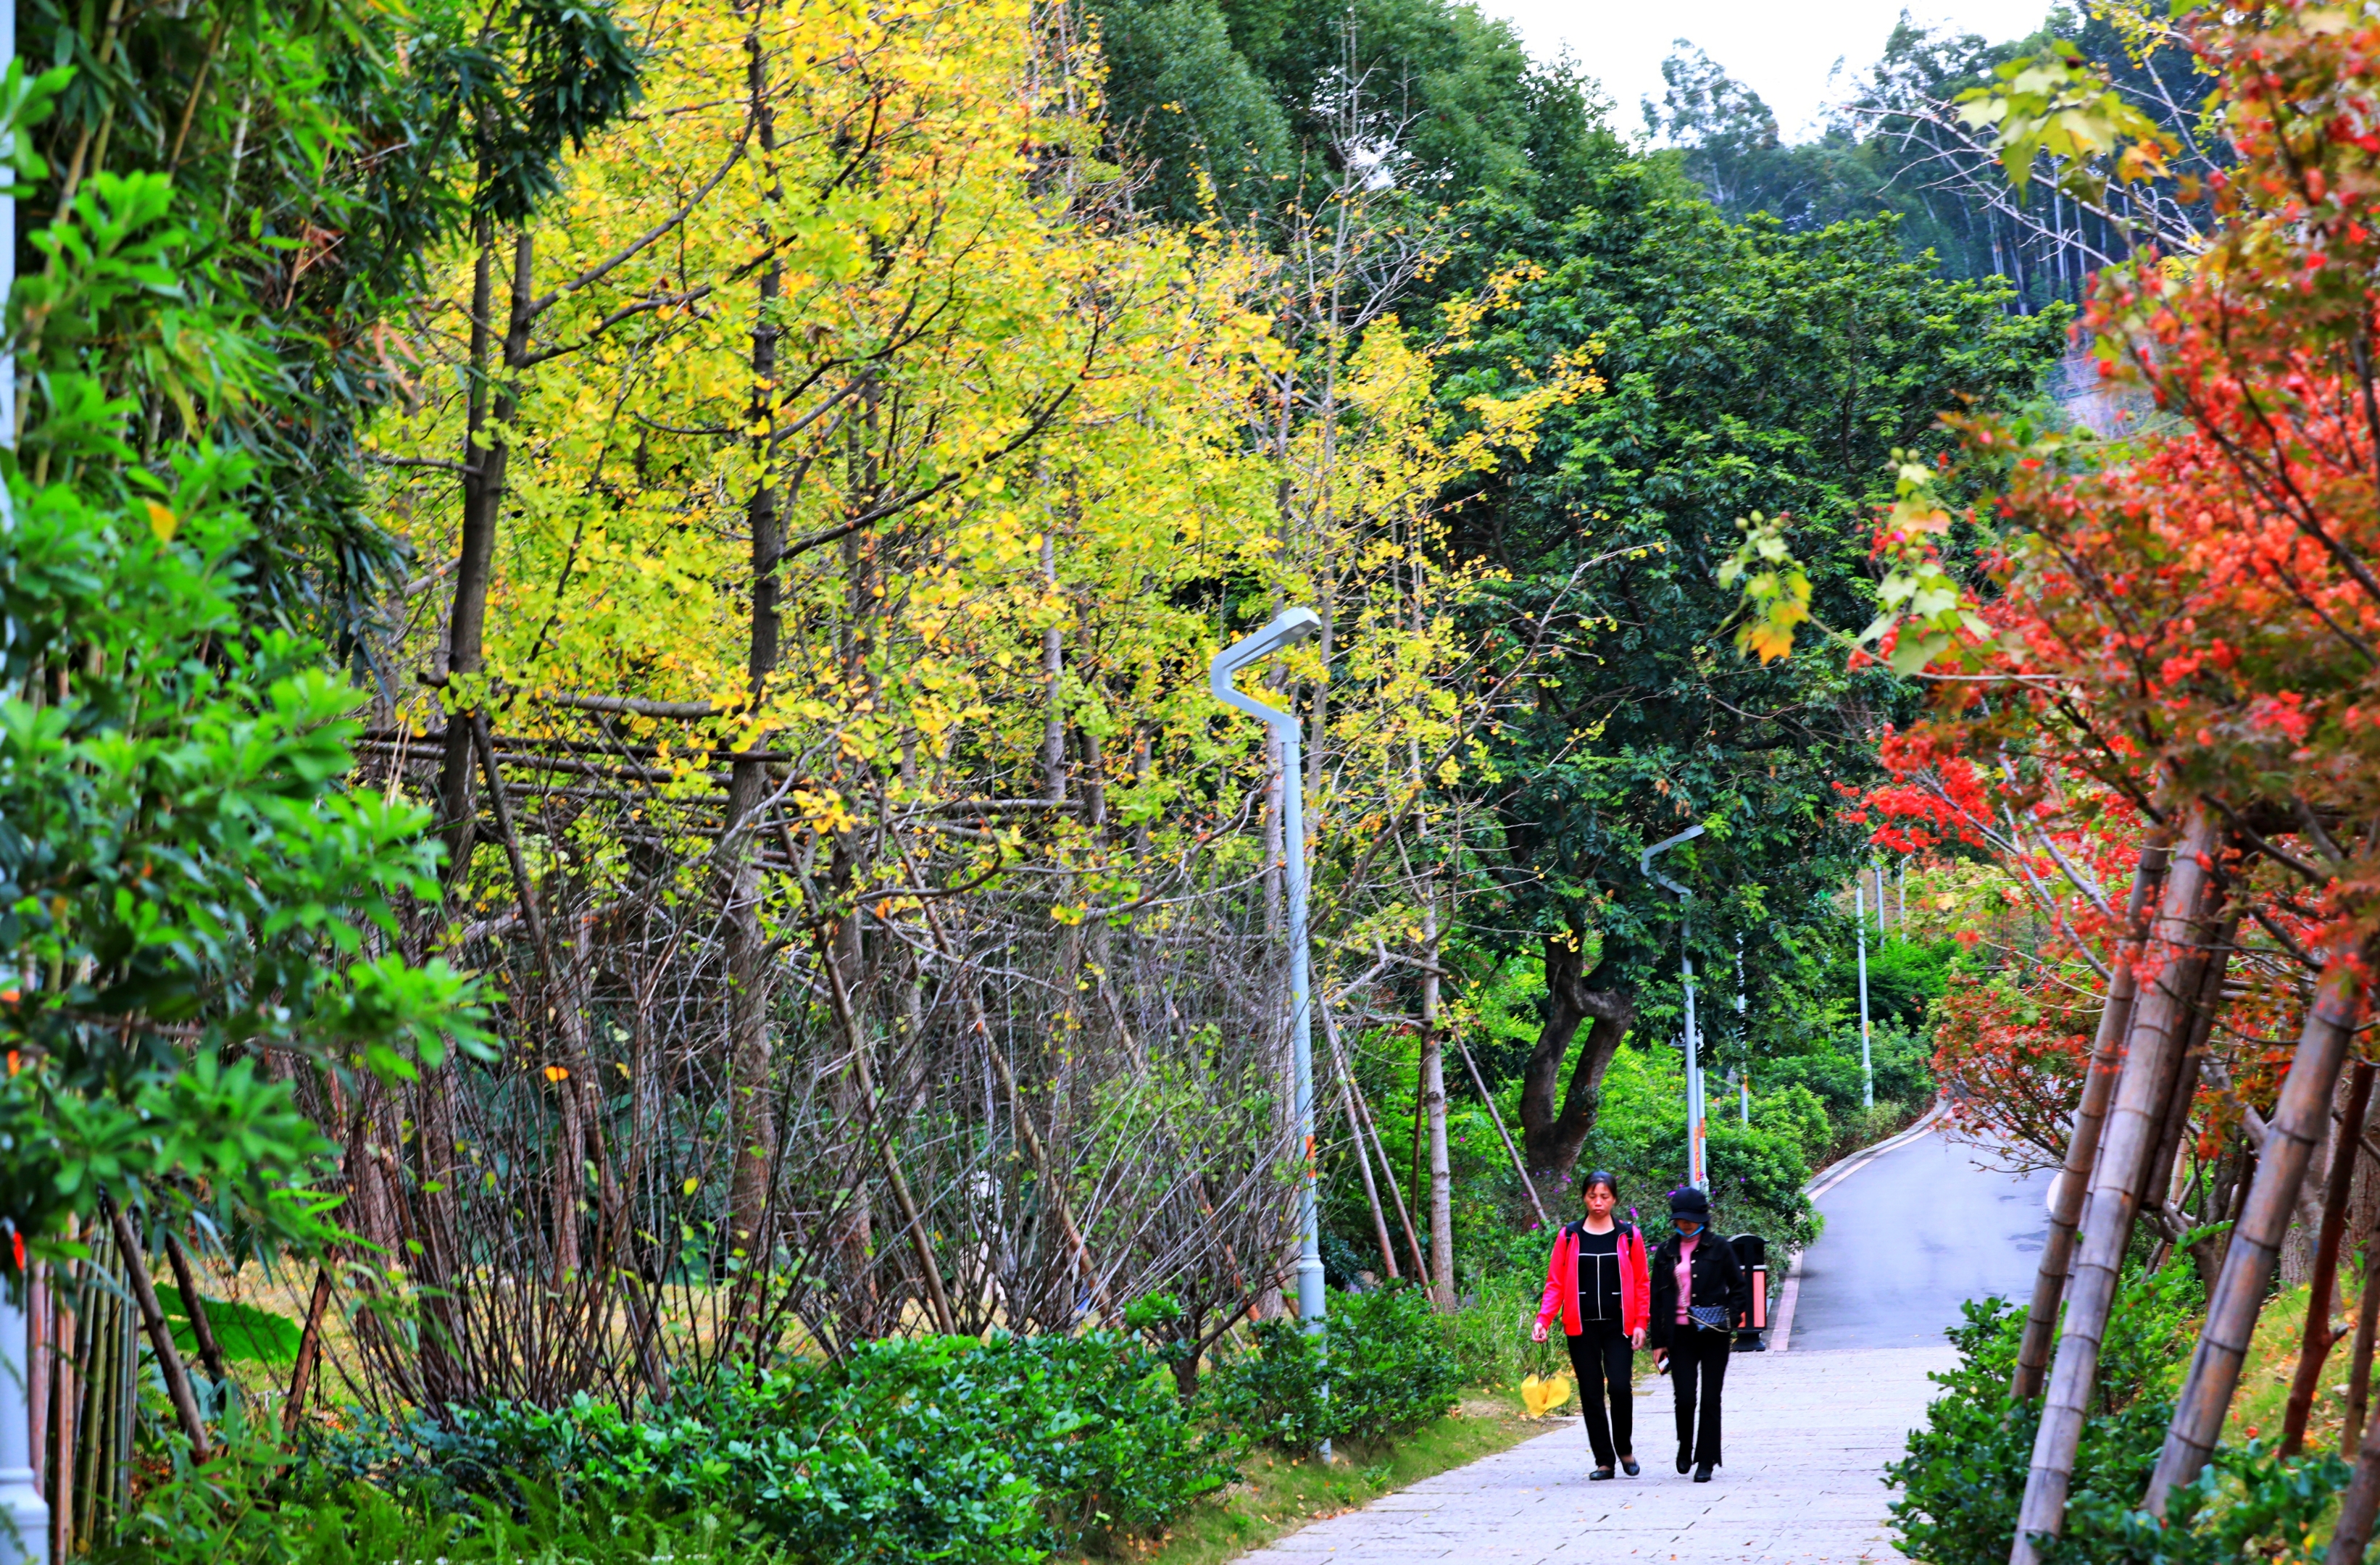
1644, 41, 1868, 231
1426, 162, 2063, 1182
1089, 0, 1607, 221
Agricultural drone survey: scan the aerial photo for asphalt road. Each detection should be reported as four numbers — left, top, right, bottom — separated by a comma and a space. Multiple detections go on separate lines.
1789, 1125, 2056, 1351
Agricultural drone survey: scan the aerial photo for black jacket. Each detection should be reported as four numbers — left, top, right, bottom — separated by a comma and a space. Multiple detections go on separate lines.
1647, 1230, 1751, 1350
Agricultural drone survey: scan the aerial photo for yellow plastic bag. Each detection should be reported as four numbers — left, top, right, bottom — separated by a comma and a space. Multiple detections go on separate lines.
1520, 1372, 1574, 1418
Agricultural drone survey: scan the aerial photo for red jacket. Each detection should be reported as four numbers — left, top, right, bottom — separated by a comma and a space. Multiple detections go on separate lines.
1536, 1220, 1650, 1337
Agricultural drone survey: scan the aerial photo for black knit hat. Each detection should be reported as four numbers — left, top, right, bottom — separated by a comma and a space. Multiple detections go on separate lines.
1668, 1186, 1710, 1219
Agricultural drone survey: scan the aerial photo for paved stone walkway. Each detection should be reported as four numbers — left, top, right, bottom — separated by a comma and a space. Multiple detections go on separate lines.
1240, 1344, 1952, 1564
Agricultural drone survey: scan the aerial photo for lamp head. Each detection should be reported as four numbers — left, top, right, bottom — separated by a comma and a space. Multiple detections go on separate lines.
1640, 822, 1707, 900
1215, 607, 1322, 676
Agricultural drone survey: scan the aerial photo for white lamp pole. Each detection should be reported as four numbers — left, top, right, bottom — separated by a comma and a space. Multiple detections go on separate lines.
1734, 939, 1749, 1125
0, 6, 49, 1561
1855, 875, 1874, 1111
1209, 609, 1326, 1432
0, 1274, 39, 1565
1643, 825, 1707, 1190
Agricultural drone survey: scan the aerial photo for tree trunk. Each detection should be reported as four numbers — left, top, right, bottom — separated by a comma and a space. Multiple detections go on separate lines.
2013, 843, 2171, 1399
1520, 932, 1634, 1182
2344, 1183, 2380, 1455
2011, 809, 2221, 1565
437, 224, 530, 877
723, 23, 783, 1259
2285, 1059, 2376, 1454
820, 931, 957, 1335
2151, 936, 2376, 1516
1421, 893, 1453, 1310
2332, 1408, 2380, 1564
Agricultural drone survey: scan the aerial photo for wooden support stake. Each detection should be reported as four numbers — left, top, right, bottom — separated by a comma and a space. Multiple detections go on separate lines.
283, 1267, 334, 1441
2014, 812, 2218, 1564
1339, 1072, 1399, 1280
1455, 1034, 1551, 1231
2342, 1180, 2380, 1455
2155, 938, 2372, 1516
2013, 843, 2169, 1401
160, 1232, 227, 1388
1322, 995, 1430, 1289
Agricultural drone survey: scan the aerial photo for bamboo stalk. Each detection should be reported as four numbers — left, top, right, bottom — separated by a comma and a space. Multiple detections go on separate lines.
2013, 811, 2218, 1564
2136, 930, 2231, 1232
107, 1202, 211, 1464
48, 1235, 75, 1565
74, 1269, 104, 1551
2012, 843, 2169, 1400
2160, 938, 2372, 1517
27, 1262, 45, 1496
2285, 1059, 2376, 1455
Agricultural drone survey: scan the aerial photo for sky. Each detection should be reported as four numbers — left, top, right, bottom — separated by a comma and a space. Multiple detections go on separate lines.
1475, 0, 2056, 141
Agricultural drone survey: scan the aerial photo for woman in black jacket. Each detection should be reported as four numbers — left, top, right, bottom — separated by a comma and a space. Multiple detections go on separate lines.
1646, 1186, 1749, 1482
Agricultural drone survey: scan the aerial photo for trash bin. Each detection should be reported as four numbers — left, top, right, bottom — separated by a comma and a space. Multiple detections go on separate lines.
1728, 1233, 1768, 1352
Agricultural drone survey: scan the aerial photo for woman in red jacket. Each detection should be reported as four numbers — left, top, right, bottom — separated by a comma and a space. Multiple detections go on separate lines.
1531, 1170, 1650, 1479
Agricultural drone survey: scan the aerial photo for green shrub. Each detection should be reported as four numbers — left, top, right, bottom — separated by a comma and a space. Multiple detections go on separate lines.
1750, 1082, 1833, 1167
108, 1408, 755, 1565
1210, 1284, 1463, 1451
1765, 1019, 1936, 1142
1885, 1262, 2341, 1564
310, 1331, 1233, 1562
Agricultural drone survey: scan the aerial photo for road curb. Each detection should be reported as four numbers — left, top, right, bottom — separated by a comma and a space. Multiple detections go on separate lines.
1805, 1099, 1949, 1202
1771, 1101, 1947, 1352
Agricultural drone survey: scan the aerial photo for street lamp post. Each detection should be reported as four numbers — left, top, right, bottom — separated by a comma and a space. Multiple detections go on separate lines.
1855, 873, 1874, 1110
1209, 608, 1327, 1411
1642, 825, 1708, 1191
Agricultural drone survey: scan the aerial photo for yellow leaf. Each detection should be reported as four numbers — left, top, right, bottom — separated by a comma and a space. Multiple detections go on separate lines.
544, 1065, 570, 1082
145, 501, 178, 541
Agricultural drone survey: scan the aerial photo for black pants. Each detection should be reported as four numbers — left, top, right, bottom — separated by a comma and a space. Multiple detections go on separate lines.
1666, 1325, 1730, 1466
1565, 1319, 1633, 1467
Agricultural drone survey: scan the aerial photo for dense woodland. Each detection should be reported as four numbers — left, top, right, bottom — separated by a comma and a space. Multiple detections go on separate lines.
25, 0, 2380, 1562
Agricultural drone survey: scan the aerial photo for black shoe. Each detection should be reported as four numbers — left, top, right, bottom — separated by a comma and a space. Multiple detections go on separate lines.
1694, 1463, 1714, 1483
1589, 1466, 1615, 1481
1621, 1456, 1640, 1477
1676, 1448, 1692, 1474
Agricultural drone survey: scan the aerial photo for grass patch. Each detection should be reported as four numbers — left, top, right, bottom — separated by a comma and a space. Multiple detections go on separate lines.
2224, 1278, 2372, 1453
1073, 1390, 1549, 1565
